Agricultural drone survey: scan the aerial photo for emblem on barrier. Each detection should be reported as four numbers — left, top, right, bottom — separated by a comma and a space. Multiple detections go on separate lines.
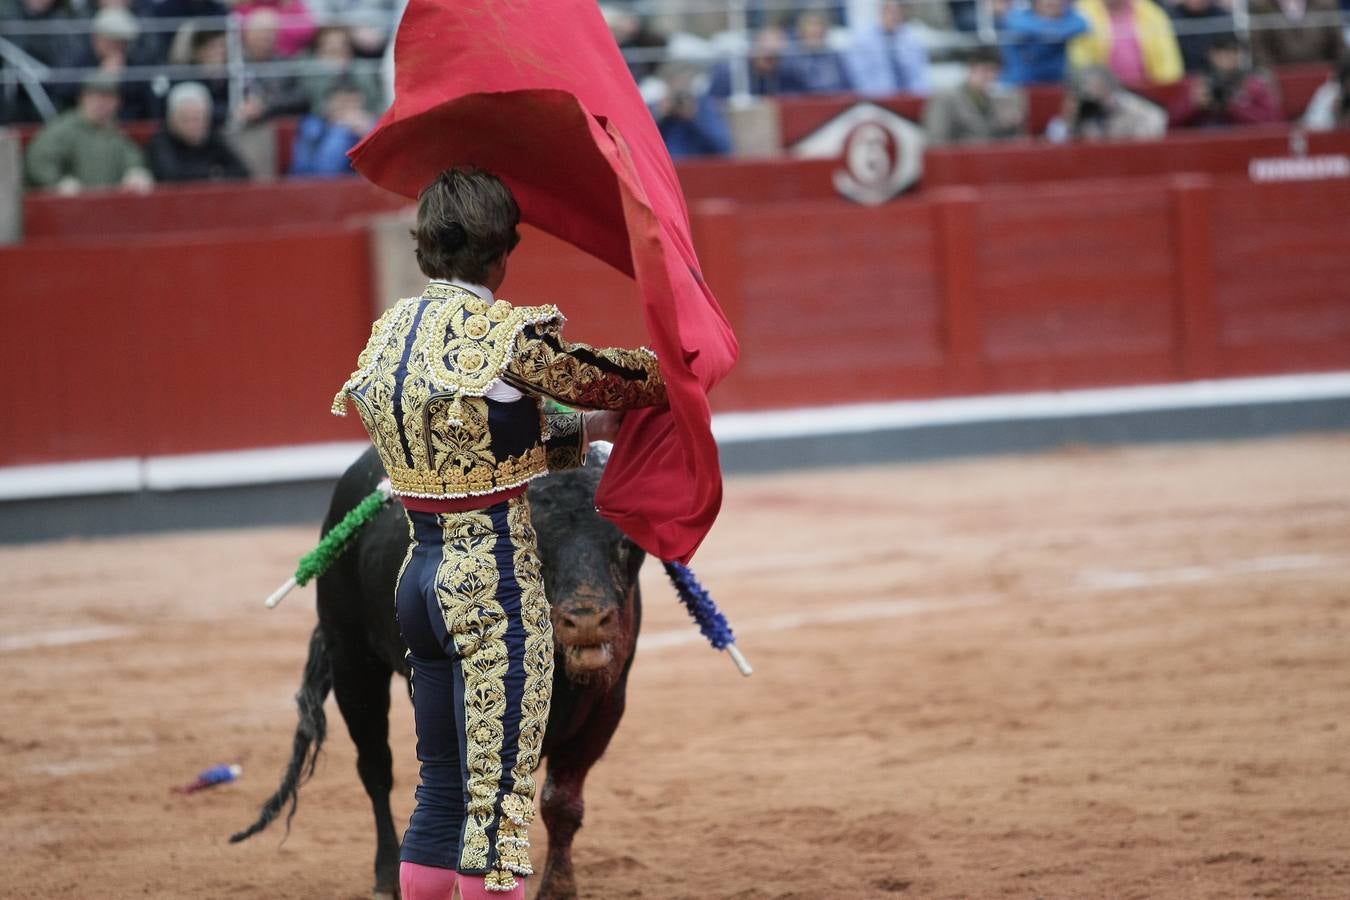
790, 102, 925, 205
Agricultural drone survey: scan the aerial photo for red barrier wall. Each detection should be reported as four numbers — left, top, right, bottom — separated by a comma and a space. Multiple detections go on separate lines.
693, 172, 1350, 415
5, 128, 1350, 468
1, 226, 375, 463
1210, 178, 1350, 374
22, 176, 406, 240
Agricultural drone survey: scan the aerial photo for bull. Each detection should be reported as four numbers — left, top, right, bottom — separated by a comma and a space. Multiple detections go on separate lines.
232, 446, 644, 900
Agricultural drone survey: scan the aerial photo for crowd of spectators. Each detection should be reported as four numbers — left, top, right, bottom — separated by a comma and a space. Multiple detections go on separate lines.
3, 0, 386, 189
3, 0, 1349, 188
628, 0, 1346, 156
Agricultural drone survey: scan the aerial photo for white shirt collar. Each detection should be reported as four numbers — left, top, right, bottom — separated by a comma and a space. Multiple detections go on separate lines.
430, 278, 494, 303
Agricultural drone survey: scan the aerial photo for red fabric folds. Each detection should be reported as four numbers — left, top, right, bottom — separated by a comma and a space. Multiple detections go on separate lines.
348, 0, 737, 563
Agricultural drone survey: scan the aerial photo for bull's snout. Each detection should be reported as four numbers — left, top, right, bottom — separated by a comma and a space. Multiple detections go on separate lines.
553, 601, 621, 675
555, 605, 618, 647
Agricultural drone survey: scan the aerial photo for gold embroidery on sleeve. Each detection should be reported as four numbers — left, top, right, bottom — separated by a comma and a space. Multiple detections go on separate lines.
508, 322, 666, 410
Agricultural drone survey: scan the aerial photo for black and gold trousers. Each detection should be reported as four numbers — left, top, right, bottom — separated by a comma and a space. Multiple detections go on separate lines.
395, 495, 553, 893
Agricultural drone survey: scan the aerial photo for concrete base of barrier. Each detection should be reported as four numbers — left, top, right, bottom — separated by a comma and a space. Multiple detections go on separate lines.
0, 480, 338, 545
717, 392, 1350, 473
2, 374, 1347, 544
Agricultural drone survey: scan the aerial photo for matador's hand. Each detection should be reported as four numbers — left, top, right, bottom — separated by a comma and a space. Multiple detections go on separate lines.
583, 410, 624, 444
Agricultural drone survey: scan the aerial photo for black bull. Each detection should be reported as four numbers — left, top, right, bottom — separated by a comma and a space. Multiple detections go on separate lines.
232, 446, 646, 900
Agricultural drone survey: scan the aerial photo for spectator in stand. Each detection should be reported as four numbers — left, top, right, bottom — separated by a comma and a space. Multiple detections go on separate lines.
1069, 0, 1185, 85
235, 8, 311, 124
923, 45, 1028, 143
0, 0, 82, 123
1245, 0, 1346, 67
304, 0, 397, 56
604, 5, 668, 83
304, 24, 384, 113
844, 0, 931, 96
167, 26, 230, 124
233, 0, 317, 57
1, 0, 80, 66
746, 0, 846, 29
1048, 64, 1167, 138
87, 0, 162, 47
146, 81, 250, 181
149, 0, 226, 24
1302, 56, 1350, 130
1000, 0, 1091, 85
25, 74, 153, 193
785, 7, 853, 93
649, 62, 733, 158
1169, 0, 1234, 73
145, 0, 227, 62
949, 0, 980, 33
1169, 32, 1281, 126
710, 25, 811, 97
290, 75, 372, 175
64, 8, 158, 120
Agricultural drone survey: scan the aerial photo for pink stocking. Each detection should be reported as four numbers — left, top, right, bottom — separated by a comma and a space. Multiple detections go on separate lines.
399, 861, 459, 900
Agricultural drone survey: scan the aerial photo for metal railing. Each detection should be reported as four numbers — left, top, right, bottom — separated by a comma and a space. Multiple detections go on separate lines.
1, 11, 396, 122
1, 0, 1345, 120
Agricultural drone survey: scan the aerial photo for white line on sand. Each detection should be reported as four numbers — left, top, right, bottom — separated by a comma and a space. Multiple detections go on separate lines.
1, 557, 1338, 656
1076, 554, 1334, 591
641, 553, 1343, 654
0, 625, 135, 654
639, 593, 1002, 651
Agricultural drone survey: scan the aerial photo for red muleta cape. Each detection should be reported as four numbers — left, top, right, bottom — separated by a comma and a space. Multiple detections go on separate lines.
348, 0, 738, 564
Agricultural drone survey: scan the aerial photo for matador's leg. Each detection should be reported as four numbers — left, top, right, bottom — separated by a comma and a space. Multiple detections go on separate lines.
438, 497, 554, 894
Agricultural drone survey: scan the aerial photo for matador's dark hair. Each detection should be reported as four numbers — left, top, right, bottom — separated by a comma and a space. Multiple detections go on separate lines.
412, 166, 521, 284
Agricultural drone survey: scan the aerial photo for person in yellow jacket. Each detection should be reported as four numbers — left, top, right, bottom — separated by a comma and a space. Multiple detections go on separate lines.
1069, 0, 1184, 85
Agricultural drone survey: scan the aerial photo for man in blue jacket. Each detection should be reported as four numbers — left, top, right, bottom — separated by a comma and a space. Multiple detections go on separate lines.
845, 0, 932, 97
290, 76, 374, 177
652, 64, 733, 159
1000, 0, 1091, 86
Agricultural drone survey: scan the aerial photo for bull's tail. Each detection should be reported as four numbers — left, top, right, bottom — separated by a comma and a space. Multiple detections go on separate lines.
229, 624, 332, 843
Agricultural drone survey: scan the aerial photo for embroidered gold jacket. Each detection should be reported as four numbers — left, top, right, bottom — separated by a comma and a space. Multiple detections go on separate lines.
333, 282, 666, 500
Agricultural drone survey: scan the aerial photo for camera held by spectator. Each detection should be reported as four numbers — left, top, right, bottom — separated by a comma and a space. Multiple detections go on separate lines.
1168, 33, 1280, 128
290, 75, 374, 176
1048, 65, 1167, 141
648, 62, 733, 159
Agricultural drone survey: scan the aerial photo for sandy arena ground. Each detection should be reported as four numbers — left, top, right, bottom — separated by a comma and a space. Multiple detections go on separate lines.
2, 434, 1349, 899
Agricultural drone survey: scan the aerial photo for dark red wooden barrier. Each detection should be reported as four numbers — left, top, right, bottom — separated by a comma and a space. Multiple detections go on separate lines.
22, 175, 405, 240
692, 172, 1350, 414
1, 226, 375, 463
5, 128, 1350, 467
